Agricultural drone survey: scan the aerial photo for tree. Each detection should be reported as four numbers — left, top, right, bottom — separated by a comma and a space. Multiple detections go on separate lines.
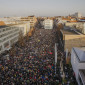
18, 30, 25, 47
25, 33, 29, 42
10, 44, 16, 56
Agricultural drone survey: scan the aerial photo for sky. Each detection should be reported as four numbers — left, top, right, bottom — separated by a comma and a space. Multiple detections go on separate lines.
0, 0, 85, 17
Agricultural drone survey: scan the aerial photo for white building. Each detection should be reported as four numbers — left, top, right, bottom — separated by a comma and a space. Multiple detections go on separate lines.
0, 22, 30, 54
76, 22, 85, 34
71, 12, 82, 18
16, 22, 30, 36
0, 17, 22, 25
43, 19, 53, 29
71, 47, 85, 85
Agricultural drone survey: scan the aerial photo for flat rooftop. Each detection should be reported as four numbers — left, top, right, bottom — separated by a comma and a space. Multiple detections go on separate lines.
61, 26, 81, 35
0, 23, 26, 29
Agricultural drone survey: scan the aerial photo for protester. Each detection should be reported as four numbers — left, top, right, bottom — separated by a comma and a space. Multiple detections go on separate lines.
0, 29, 59, 85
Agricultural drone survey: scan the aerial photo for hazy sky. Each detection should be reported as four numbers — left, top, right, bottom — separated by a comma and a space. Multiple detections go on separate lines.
0, 0, 85, 17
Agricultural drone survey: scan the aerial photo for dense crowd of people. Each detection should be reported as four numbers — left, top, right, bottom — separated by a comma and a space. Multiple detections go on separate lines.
0, 29, 60, 85
0, 29, 78, 85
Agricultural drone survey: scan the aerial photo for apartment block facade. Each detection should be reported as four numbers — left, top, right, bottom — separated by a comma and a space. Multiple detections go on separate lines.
43, 19, 53, 29
71, 47, 85, 85
0, 22, 30, 54
21, 16, 37, 28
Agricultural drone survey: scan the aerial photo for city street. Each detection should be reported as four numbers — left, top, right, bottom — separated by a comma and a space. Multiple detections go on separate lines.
0, 29, 61, 85
0, 27, 78, 85
0, 0, 84, 85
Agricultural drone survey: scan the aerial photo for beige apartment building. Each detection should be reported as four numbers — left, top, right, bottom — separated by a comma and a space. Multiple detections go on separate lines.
21, 16, 37, 28
61, 26, 85, 52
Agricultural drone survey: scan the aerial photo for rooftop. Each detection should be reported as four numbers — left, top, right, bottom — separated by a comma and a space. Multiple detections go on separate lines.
0, 21, 6, 26
0, 22, 29, 30
73, 47, 85, 62
62, 18, 70, 21
61, 26, 79, 35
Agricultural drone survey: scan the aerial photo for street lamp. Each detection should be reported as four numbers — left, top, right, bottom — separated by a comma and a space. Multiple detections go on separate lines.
55, 43, 58, 75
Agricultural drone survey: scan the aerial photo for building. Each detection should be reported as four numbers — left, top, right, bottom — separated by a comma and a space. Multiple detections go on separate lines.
43, 19, 53, 29
0, 17, 22, 25
0, 25, 19, 53
61, 26, 85, 52
71, 47, 85, 85
65, 22, 85, 34
71, 12, 82, 18
61, 18, 70, 23
0, 21, 6, 26
0, 22, 30, 54
21, 16, 37, 28
61, 17, 77, 23
65, 22, 77, 27
16, 22, 30, 36
76, 22, 85, 34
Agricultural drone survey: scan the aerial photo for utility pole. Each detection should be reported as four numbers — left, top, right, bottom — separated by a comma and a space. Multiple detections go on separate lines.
55, 43, 57, 75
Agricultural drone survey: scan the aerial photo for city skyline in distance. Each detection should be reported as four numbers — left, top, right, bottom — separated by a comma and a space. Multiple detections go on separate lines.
0, 0, 85, 17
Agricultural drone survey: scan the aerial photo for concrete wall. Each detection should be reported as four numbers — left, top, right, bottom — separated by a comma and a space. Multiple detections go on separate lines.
64, 35, 85, 52
0, 26, 19, 53
0, 23, 30, 54
17, 22, 30, 36
71, 48, 85, 85
71, 49, 79, 83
